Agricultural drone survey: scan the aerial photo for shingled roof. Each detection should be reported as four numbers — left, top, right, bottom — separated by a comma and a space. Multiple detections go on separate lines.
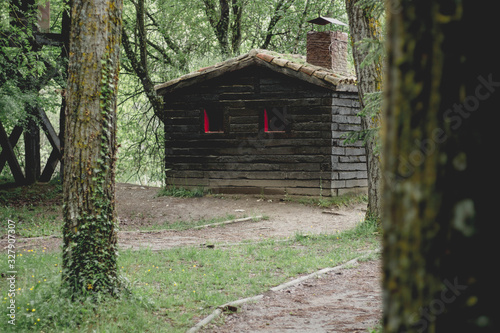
154, 49, 357, 95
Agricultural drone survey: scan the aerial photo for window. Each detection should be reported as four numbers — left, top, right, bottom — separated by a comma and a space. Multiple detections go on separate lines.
263, 106, 288, 133
204, 109, 224, 133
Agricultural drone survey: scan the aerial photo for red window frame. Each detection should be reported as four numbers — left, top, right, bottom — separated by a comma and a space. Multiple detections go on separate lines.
263, 108, 287, 133
204, 109, 224, 133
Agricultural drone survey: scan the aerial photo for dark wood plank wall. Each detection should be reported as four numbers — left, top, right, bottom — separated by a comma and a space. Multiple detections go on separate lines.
163, 66, 364, 196
330, 92, 368, 195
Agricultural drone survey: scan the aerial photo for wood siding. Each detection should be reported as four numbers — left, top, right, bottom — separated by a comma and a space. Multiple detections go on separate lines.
162, 65, 366, 196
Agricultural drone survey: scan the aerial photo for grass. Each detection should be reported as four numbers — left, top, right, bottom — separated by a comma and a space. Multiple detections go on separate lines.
137, 213, 255, 231
367, 324, 383, 333
156, 185, 206, 198
1, 183, 63, 237
1, 183, 379, 331
0, 184, 243, 236
0, 205, 61, 237
284, 192, 368, 209
1, 218, 380, 332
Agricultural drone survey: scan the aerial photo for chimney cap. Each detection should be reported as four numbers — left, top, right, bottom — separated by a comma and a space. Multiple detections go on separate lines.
307, 16, 347, 26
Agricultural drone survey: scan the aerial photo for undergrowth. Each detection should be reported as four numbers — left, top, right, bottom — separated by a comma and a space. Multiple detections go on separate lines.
284, 192, 368, 209
156, 185, 206, 198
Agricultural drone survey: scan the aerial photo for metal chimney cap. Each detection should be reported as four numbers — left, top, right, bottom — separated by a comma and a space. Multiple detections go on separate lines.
307, 16, 347, 26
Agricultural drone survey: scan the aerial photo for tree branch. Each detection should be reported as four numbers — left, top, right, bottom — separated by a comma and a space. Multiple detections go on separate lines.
260, 0, 294, 50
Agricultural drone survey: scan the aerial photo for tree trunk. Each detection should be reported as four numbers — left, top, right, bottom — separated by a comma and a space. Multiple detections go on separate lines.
260, 0, 293, 50
344, 0, 383, 219
62, 0, 122, 296
230, 0, 243, 54
24, 107, 41, 184
122, 0, 164, 122
383, 1, 498, 331
202, 0, 231, 56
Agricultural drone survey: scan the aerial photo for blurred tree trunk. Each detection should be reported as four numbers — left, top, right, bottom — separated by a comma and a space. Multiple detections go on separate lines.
345, 0, 383, 219
383, 1, 498, 331
62, 0, 122, 296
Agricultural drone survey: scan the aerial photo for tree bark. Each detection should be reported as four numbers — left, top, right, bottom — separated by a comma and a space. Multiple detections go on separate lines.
202, 0, 230, 56
121, 25, 164, 122
63, 0, 122, 296
260, 0, 293, 50
121, 0, 164, 120
345, 0, 383, 219
383, 1, 498, 331
230, 0, 243, 54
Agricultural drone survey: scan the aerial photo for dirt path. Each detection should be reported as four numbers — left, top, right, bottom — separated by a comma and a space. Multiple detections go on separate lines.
115, 183, 368, 251
15, 183, 382, 332
202, 260, 382, 333
17, 183, 367, 252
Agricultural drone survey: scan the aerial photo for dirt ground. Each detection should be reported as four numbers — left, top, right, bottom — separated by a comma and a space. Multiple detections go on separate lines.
115, 183, 369, 251
202, 260, 382, 333
14, 183, 382, 332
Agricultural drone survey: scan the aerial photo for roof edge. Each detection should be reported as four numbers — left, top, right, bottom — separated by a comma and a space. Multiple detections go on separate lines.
155, 49, 357, 95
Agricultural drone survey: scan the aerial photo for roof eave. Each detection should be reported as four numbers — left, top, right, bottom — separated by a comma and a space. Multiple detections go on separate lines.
154, 49, 357, 95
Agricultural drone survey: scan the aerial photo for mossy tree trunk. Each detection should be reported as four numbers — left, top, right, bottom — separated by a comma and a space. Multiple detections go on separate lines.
62, 0, 122, 296
383, 1, 498, 331
345, 0, 383, 219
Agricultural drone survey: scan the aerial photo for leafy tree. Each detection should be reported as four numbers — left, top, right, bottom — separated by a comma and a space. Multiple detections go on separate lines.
115, 0, 350, 185
62, 0, 122, 296
121, 0, 163, 120
1, 0, 69, 183
383, 0, 498, 331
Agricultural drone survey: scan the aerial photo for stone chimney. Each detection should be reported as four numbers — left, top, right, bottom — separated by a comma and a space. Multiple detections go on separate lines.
306, 30, 348, 76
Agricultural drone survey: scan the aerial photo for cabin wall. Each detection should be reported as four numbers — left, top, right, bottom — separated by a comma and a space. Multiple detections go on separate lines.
162, 66, 365, 196
330, 92, 368, 195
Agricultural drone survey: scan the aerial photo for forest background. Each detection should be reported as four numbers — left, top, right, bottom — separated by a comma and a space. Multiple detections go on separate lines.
0, 0, 359, 186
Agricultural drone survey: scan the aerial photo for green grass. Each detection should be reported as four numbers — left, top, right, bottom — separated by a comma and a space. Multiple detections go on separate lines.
0, 205, 62, 237
138, 213, 248, 231
1, 183, 63, 237
0, 183, 62, 206
156, 185, 206, 198
284, 192, 368, 209
1, 219, 380, 332
0, 184, 241, 236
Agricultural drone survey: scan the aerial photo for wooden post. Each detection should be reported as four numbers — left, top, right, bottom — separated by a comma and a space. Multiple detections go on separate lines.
24, 109, 41, 184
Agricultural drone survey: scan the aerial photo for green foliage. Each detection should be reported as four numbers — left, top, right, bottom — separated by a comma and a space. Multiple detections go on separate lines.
0, 0, 67, 127
344, 1, 386, 154
156, 185, 206, 198
115, 90, 166, 186
0, 250, 154, 332
342, 91, 382, 150
356, 0, 386, 19
357, 37, 385, 70
367, 323, 383, 333
286, 192, 368, 209
1, 0, 355, 186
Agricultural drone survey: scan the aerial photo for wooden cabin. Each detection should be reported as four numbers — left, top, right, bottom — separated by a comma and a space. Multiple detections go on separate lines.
155, 34, 368, 196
